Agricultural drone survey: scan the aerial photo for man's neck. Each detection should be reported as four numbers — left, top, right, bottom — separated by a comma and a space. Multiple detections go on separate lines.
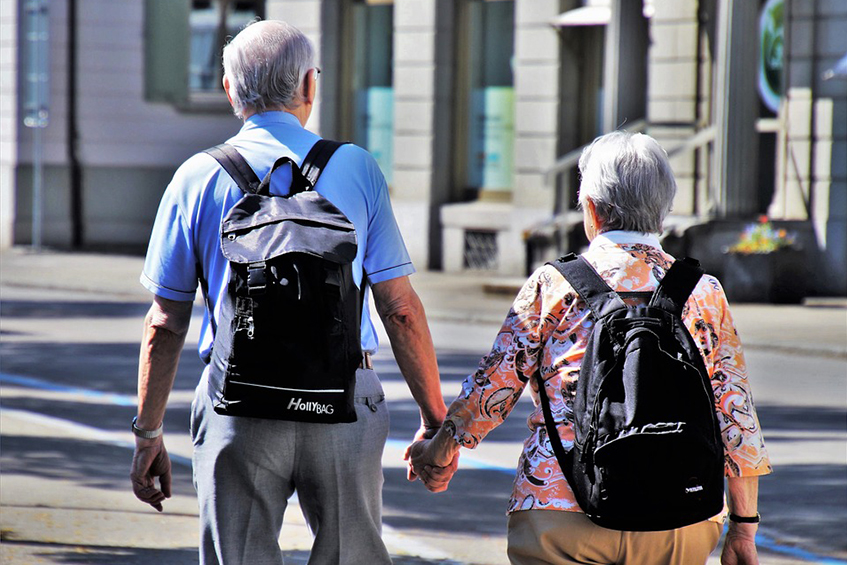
241, 105, 308, 127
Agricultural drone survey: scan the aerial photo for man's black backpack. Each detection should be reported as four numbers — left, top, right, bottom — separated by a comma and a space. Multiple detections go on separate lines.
536, 254, 724, 531
201, 140, 364, 424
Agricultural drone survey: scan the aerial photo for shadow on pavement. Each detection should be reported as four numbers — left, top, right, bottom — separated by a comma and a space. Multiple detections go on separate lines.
756, 403, 847, 433
0, 395, 192, 436
752, 404, 847, 557
1, 541, 198, 565
0, 342, 204, 396
383, 466, 512, 536
0, 542, 463, 565
0, 300, 150, 319
0, 436, 196, 498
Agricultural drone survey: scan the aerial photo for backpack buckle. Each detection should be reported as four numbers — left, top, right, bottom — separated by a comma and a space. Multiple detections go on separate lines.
247, 262, 267, 296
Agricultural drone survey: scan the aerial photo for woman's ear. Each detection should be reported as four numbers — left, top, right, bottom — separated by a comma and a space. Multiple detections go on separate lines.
223, 75, 235, 107
583, 198, 602, 241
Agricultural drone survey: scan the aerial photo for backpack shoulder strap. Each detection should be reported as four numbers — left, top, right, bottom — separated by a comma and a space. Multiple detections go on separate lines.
203, 143, 262, 195
299, 139, 349, 190
649, 257, 704, 316
547, 253, 627, 318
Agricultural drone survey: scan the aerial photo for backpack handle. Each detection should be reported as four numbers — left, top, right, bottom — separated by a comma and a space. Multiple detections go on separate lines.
256, 156, 312, 196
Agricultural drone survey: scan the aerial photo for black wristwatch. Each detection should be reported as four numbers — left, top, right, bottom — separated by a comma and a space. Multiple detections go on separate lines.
729, 512, 761, 524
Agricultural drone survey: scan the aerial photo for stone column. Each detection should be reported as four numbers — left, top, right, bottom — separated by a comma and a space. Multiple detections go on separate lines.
0, 0, 18, 248
712, 0, 760, 218
392, 0, 454, 270
510, 0, 562, 274
646, 0, 701, 217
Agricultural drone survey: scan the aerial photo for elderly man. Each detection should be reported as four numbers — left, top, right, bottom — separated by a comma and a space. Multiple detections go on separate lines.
130, 20, 451, 564
408, 131, 771, 565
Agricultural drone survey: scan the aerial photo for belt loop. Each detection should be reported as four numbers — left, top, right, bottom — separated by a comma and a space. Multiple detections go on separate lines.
360, 351, 373, 370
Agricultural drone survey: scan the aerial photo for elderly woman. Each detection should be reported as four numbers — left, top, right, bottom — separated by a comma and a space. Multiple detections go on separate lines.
407, 131, 771, 565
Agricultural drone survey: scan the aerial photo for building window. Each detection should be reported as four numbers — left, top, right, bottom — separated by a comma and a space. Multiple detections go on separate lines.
346, 1, 394, 185
189, 0, 262, 94
455, 0, 515, 201
464, 230, 498, 270
145, 0, 264, 109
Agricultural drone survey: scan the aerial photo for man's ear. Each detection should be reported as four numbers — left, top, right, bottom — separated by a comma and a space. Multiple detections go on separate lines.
304, 68, 317, 105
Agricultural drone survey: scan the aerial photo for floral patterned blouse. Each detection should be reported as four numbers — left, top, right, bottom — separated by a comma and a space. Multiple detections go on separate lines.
445, 231, 772, 518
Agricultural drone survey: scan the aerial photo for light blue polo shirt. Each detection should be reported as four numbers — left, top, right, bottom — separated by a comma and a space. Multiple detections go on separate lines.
141, 111, 415, 359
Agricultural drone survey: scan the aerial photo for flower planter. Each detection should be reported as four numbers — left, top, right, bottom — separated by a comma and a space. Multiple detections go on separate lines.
723, 248, 807, 304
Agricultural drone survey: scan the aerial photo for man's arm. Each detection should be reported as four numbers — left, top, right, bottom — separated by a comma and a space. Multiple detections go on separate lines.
371, 276, 447, 433
130, 295, 193, 512
721, 476, 760, 565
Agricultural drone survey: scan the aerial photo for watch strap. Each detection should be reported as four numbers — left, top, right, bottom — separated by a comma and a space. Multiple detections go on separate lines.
132, 416, 163, 439
729, 512, 761, 524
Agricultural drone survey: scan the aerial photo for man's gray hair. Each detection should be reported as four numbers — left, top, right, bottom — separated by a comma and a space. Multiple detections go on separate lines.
222, 20, 314, 118
577, 131, 677, 234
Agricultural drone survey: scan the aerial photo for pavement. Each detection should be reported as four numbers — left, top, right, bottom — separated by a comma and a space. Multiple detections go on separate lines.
1, 247, 844, 359
1, 247, 846, 565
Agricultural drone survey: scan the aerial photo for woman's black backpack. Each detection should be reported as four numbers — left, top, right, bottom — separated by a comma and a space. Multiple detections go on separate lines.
536, 254, 724, 531
200, 140, 364, 423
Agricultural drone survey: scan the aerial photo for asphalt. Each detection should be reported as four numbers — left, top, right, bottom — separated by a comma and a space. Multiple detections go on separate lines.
1, 247, 845, 359
1, 247, 846, 565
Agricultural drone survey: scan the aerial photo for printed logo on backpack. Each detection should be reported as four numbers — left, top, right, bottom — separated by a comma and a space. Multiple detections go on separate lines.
536, 254, 725, 531
201, 140, 364, 423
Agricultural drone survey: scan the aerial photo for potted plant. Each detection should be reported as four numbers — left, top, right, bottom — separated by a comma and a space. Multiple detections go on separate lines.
722, 216, 807, 303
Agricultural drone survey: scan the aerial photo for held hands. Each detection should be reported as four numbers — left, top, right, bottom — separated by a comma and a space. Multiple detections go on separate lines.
130, 436, 172, 512
403, 424, 460, 493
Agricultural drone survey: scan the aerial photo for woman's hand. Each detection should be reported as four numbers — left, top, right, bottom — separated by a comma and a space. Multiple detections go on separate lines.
404, 433, 460, 493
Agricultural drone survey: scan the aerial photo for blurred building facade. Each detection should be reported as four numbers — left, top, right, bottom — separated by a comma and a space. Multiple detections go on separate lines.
1, 0, 845, 294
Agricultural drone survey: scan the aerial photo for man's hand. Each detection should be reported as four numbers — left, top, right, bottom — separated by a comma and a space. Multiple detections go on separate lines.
130, 436, 172, 512
721, 522, 759, 565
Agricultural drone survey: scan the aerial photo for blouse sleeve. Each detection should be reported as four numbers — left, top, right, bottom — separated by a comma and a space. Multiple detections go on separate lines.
690, 277, 772, 478
445, 269, 550, 448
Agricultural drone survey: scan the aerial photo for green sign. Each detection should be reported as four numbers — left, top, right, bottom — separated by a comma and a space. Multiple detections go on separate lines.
758, 0, 784, 113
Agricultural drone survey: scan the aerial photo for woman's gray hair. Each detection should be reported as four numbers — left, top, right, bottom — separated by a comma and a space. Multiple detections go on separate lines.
222, 20, 315, 118
577, 131, 677, 234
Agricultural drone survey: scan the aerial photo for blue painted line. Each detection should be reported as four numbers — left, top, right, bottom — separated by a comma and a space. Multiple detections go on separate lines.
0, 372, 137, 406
755, 532, 847, 564
386, 439, 516, 474
4, 374, 844, 564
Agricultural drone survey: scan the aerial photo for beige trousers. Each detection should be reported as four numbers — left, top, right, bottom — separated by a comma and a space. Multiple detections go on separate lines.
507, 510, 722, 565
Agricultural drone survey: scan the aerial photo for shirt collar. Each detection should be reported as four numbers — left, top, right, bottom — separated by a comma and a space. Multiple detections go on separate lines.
589, 230, 663, 251
242, 111, 303, 130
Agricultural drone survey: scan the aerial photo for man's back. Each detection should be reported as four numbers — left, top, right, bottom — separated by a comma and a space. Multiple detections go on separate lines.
142, 111, 413, 360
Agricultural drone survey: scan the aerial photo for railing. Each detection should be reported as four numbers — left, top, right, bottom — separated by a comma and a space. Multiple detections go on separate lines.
525, 121, 718, 274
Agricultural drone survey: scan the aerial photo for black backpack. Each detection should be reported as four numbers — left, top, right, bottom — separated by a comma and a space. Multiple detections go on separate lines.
201, 140, 364, 423
537, 253, 724, 531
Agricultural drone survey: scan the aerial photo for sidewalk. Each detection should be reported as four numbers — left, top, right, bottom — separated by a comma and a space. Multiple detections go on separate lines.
1, 247, 845, 565
2, 247, 845, 358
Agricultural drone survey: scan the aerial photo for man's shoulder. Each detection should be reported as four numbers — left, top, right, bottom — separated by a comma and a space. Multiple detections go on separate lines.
327, 141, 378, 168
173, 150, 221, 183
319, 141, 385, 189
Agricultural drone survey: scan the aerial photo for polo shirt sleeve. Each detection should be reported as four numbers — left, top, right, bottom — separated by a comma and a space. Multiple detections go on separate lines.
361, 154, 415, 285
140, 164, 199, 302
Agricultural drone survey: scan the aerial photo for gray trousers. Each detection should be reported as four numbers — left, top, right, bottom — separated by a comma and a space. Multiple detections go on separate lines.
191, 368, 392, 565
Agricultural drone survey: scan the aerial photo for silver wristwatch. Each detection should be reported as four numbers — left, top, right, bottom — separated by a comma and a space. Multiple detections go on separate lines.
132, 416, 163, 439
